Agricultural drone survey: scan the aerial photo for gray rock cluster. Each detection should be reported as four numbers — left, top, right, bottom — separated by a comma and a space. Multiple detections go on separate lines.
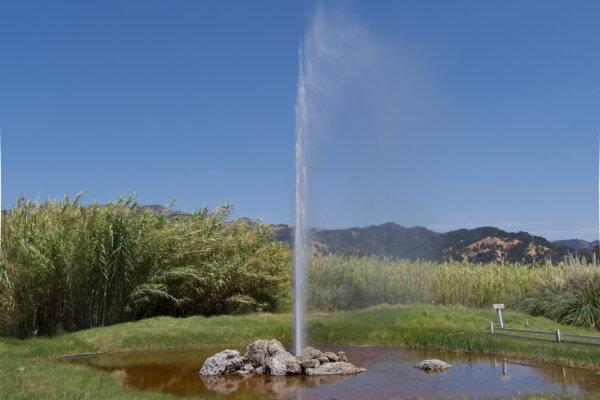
199, 340, 366, 377
415, 359, 452, 372
199, 349, 245, 376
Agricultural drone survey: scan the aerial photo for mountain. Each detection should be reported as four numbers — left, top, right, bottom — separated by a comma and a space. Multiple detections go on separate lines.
143, 205, 190, 219
272, 223, 570, 264
138, 206, 576, 264
553, 239, 599, 254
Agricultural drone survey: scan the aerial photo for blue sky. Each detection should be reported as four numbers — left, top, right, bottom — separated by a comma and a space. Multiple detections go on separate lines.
1, 1, 599, 240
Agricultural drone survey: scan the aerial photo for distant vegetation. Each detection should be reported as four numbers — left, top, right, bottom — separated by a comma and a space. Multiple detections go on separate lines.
308, 255, 600, 331
0, 197, 290, 338
2, 197, 600, 338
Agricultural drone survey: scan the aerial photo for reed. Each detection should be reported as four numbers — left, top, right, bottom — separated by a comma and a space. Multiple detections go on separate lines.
309, 255, 600, 331
0, 196, 290, 338
524, 266, 600, 330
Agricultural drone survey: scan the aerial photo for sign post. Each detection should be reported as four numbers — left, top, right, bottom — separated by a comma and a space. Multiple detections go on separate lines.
493, 304, 505, 328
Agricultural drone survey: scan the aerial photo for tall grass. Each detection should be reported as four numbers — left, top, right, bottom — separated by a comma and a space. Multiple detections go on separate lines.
309, 256, 600, 330
524, 267, 600, 329
0, 196, 290, 338
309, 255, 600, 331
4, 200, 600, 338
309, 255, 552, 312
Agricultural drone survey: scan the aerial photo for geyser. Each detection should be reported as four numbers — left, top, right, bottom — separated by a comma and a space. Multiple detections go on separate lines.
293, 47, 309, 356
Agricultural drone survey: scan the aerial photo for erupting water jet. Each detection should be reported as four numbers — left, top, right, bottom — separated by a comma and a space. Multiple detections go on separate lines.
294, 47, 309, 356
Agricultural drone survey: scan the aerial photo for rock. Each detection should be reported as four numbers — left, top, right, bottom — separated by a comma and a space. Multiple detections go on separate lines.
265, 356, 287, 376
323, 352, 339, 362
267, 341, 286, 356
245, 339, 284, 367
337, 351, 349, 362
415, 359, 452, 372
199, 349, 245, 376
272, 350, 302, 375
305, 361, 367, 376
301, 346, 323, 360
245, 339, 301, 375
201, 341, 363, 379
237, 363, 254, 375
300, 359, 320, 369
296, 355, 308, 364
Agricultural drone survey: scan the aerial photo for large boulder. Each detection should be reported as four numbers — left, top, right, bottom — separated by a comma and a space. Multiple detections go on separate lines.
305, 361, 367, 376
300, 358, 320, 369
323, 352, 339, 362
264, 356, 287, 376
245, 339, 301, 375
199, 349, 245, 376
301, 346, 323, 360
245, 339, 284, 367
268, 348, 301, 375
415, 359, 451, 372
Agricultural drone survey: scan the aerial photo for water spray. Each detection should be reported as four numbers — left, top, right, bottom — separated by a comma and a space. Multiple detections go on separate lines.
294, 46, 309, 356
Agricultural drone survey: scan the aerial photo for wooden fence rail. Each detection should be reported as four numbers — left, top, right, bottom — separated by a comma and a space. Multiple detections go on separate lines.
489, 304, 600, 344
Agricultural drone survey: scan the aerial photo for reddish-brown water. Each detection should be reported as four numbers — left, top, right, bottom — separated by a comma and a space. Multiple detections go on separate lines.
71, 345, 600, 399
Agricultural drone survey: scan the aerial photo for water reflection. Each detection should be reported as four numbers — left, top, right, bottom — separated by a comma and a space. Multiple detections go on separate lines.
70, 345, 600, 399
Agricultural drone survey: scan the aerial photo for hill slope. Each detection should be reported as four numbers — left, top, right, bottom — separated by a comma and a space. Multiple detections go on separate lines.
272, 223, 570, 264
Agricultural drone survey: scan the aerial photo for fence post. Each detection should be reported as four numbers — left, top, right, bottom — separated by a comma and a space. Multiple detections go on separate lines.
555, 329, 561, 342
490, 322, 494, 334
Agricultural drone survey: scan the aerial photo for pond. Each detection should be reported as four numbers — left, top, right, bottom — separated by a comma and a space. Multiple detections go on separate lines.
68, 345, 600, 399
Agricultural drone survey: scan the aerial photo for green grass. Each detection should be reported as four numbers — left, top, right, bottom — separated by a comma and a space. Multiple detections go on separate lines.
4, 304, 600, 399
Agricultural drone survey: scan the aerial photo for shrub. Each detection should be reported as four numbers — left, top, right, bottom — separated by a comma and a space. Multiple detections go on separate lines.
0, 196, 290, 338
525, 267, 600, 330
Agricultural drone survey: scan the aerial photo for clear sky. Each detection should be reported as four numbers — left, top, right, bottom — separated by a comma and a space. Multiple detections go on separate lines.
1, 1, 599, 240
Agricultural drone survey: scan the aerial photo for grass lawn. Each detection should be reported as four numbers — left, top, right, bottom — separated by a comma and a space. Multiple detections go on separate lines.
3, 304, 600, 399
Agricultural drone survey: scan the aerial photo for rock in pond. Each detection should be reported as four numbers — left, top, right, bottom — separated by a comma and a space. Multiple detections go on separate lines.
415, 359, 452, 372
337, 351, 349, 362
200, 349, 245, 376
265, 356, 288, 376
272, 350, 302, 375
237, 364, 254, 375
245, 339, 282, 367
201, 341, 366, 377
305, 361, 367, 376
301, 346, 323, 360
300, 358, 320, 369
245, 339, 301, 375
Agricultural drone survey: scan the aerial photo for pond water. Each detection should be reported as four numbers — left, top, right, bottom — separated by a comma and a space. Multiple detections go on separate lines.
69, 345, 600, 399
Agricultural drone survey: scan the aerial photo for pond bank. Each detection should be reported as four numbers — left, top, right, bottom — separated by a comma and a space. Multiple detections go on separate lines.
3, 305, 600, 399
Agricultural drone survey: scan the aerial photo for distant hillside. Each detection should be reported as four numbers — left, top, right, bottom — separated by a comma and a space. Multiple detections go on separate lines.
143, 205, 190, 219
553, 239, 599, 254
139, 207, 576, 264
272, 223, 571, 264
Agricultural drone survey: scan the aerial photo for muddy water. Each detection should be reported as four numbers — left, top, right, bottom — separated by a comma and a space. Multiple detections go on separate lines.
70, 345, 600, 399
